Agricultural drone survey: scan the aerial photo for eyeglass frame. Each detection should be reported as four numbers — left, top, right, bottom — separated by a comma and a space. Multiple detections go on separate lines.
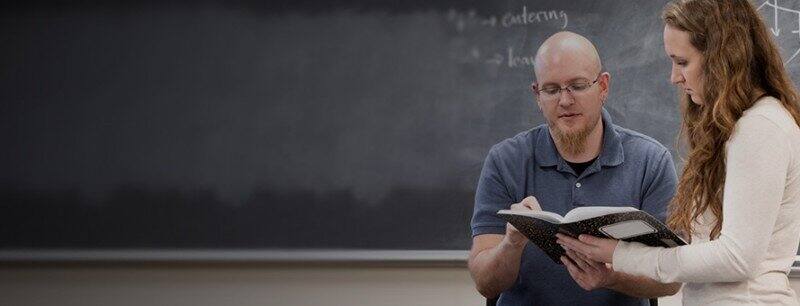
530, 73, 604, 101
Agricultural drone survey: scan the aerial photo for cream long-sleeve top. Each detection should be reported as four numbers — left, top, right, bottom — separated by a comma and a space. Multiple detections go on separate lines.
613, 96, 800, 306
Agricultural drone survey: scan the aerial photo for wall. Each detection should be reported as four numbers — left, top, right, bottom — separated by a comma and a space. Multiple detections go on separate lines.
5, 264, 798, 306
0, 264, 481, 306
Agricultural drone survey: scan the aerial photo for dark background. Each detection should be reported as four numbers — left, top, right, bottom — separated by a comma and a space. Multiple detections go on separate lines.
2, 0, 798, 251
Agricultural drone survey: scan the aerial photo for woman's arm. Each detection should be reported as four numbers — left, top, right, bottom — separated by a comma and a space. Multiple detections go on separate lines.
560, 114, 791, 283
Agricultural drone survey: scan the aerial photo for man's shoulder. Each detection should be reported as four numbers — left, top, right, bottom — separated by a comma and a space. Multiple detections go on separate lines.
612, 124, 670, 158
487, 124, 546, 160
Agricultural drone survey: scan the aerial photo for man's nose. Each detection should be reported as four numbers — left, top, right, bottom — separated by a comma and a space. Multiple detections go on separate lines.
557, 89, 576, 106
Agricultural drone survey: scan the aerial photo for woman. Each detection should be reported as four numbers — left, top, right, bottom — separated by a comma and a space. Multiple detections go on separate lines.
557, 0, 800, 305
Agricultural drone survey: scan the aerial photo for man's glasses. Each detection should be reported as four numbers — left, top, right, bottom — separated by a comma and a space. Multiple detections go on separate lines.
531, 74, 602, 102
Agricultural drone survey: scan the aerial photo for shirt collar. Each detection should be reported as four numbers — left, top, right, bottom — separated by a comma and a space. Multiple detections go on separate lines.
534, 107, 625, 169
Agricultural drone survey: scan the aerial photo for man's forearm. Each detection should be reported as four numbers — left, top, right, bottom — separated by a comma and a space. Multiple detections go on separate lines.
469, 237, 526, 298
606, 271, 681, 298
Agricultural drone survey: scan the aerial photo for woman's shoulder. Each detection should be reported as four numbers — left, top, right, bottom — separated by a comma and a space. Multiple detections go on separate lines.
729, 97, 800, 160
739, 96, 799, 136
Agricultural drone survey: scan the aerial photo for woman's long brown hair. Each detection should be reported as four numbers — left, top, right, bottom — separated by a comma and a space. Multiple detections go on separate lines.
663, 0, 800, 240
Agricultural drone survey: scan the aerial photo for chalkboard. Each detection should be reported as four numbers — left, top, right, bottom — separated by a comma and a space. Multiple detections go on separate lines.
2, 0, 800, 253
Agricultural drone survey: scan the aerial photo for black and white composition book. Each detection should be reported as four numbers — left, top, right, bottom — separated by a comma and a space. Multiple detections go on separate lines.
497, 206, 687, 264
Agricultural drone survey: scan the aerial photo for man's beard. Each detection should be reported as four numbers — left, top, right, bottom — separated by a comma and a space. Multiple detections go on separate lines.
551, 118, 599, 156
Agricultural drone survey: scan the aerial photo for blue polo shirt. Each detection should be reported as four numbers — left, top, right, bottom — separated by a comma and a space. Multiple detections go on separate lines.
471, 108, 677, 306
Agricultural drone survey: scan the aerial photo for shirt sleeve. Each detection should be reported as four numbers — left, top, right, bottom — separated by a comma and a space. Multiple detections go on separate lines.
471, 147, 514, 237
640, 150, 678, 223
612, 114, 790, 283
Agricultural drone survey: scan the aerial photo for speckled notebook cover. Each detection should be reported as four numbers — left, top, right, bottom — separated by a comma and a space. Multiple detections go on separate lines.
498, 210, 687, 264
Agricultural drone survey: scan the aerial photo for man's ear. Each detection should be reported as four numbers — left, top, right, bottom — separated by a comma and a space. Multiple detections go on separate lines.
600, 72, 611, 102
531, 82, 544, 112
600, 72, 611, 90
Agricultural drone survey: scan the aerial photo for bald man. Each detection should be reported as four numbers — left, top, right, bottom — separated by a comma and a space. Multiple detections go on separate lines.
468, 31, 681, 305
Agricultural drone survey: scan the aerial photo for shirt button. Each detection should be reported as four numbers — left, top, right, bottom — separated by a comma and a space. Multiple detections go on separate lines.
575, 182, 582, 188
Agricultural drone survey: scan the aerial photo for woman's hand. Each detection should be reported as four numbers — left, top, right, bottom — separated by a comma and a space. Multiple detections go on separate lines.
556, 233, 619, 264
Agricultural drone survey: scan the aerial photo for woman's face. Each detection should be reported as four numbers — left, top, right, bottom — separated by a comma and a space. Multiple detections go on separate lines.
663, 24, 705, 105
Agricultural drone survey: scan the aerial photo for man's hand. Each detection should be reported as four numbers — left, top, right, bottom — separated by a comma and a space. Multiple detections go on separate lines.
561, 248, 616, 291
469, 196, 542, 298
504, 196, 542, 247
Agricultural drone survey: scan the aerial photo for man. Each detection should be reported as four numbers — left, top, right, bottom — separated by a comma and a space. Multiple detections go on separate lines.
468, 31, 681, 305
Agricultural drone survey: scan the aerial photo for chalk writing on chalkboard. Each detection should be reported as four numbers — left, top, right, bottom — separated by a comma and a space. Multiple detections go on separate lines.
446, 6, 567, 70
758, 0, 800, 65
446, 6, 568, 33
453, 45, 536, 69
